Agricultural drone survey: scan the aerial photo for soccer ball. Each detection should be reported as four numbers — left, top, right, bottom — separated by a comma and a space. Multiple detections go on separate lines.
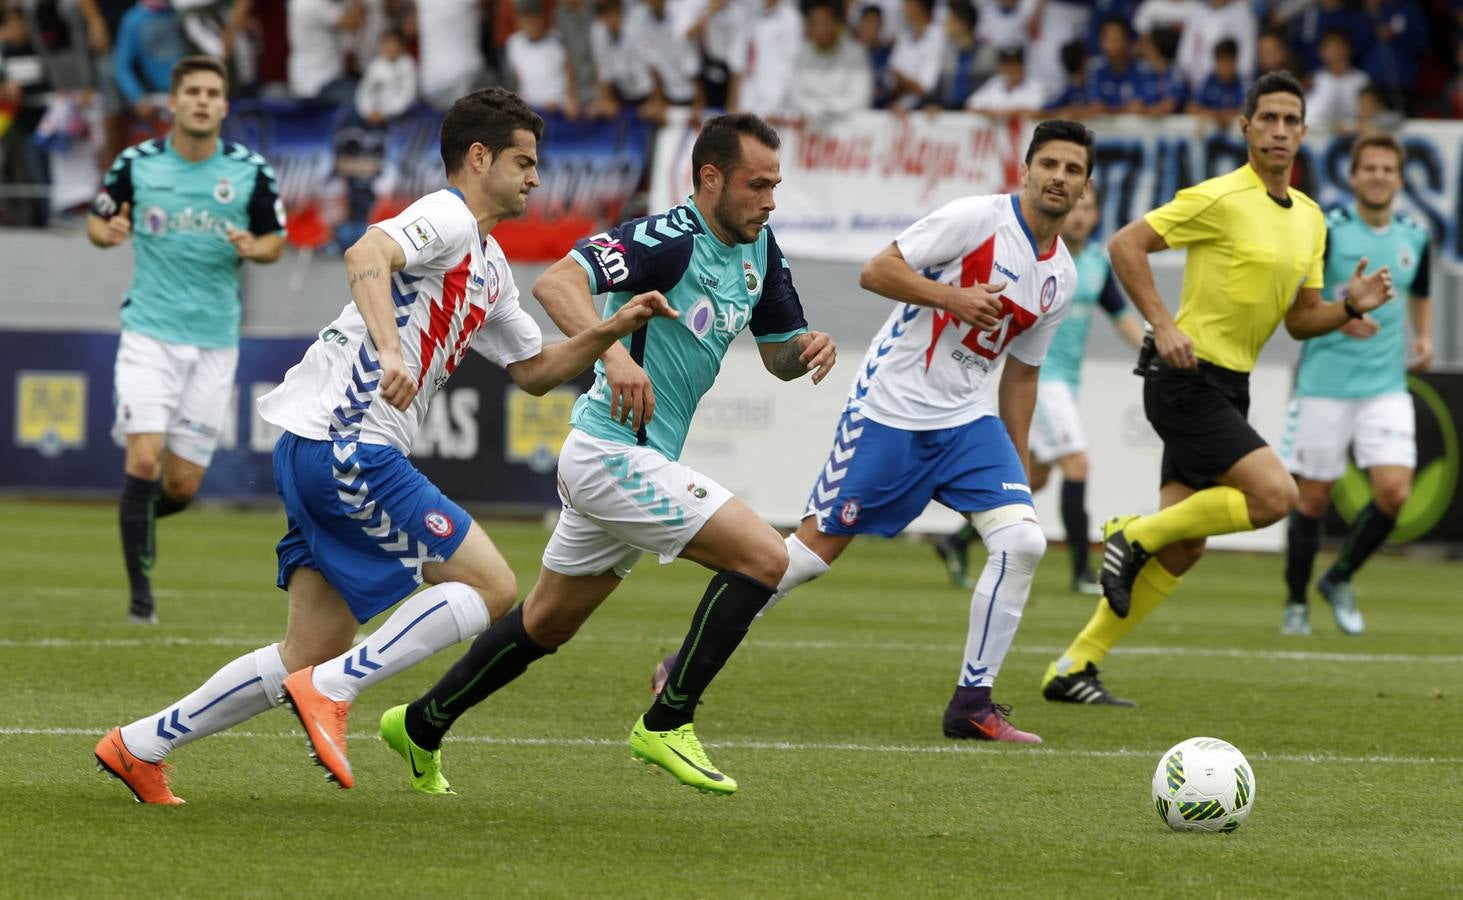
1151, 737, 1256, 833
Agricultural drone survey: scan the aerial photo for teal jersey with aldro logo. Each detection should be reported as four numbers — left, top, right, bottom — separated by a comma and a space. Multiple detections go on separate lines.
92, 137, 286, 349
1294, 204, 1431, 399
568, 199, 809, 460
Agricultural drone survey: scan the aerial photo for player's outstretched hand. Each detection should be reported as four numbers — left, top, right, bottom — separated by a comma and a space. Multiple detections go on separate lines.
605, 353, 655, 432
947, 281, 1006, 331
1340, 314, 1380, 340
608, 290, 678, 337
1347, 257, 1394, 313
799, 330, 837, 384
1154, 321, 1197, 371
226, 226, 258, 259
377, 348, 418, 411
104, 202, 132, 245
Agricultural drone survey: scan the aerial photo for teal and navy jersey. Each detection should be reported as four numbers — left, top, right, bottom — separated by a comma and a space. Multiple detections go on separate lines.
1038, 243, 1128, 390
568, 200, 809, 460
91, 137, 286, 349
1294, 204, 1432, 399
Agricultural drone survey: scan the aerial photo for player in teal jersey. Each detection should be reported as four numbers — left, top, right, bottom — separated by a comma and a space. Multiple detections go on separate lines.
934, 188, 1142, 594
383, 114, 836, 796
1280, 133, 1433, 636
87, 56, 286, 625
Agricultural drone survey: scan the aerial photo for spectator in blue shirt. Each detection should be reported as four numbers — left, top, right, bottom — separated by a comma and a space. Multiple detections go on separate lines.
854, 4, 894, 106
932, 0, 993, 109
1043, 38, 1093, 116
112, 0, 186, 122
1284, 0, 1371, 74
1189, 37, 1244, 123
1135, 24, 1186, 114
1360, 0, 1426, 102
1086, 16, 1145, 112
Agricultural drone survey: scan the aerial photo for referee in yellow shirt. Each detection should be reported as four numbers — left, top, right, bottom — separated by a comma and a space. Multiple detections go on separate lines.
1041, 72, 1395, 706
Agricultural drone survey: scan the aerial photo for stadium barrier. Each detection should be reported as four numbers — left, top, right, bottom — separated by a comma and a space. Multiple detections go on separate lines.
4, 330, 1461, 549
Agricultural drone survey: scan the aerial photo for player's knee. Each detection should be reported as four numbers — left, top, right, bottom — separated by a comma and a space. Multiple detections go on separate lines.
1253, 480, 1298, 528
732, 534, 789, 588
126, 454, 162, 481
986, 520, 1046, 570
1375, 483, 1409, 517
467, 572, 518, 622
1295, 484, 1330, 519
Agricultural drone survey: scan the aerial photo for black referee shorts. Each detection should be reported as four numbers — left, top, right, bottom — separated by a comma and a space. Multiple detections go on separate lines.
1143, 360, 1268, 490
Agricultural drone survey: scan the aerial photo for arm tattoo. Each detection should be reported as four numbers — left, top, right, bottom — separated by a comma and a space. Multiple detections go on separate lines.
348, 267, 381, 288
770, 337, 809, 379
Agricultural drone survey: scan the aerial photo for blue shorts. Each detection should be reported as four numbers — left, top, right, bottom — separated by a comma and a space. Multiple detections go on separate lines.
803, 411, 1032, 537
272, 432, 472, 622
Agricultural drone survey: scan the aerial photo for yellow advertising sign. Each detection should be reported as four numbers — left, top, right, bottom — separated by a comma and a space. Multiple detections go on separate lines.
505, 386, 577, 474
15, 371, 87, 457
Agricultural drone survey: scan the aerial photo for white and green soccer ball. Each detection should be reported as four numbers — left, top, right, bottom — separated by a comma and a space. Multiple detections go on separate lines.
1151, 737, 1256, 833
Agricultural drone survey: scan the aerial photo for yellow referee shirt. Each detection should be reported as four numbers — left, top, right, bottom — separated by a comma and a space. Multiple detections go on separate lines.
1144, 163, 1326, 372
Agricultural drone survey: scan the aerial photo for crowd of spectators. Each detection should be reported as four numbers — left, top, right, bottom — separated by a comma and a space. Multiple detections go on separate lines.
2, 0, 1461, 225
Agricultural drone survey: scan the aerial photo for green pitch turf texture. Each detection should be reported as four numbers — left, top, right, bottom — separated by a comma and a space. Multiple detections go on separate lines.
1, 499, 1458, 898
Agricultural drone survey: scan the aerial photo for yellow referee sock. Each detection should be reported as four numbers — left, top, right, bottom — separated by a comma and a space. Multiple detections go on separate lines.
1053, 559, 1182, 676
1124, 486, 1252, 552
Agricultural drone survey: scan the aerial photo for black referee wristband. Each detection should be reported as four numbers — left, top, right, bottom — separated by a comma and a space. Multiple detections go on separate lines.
1343, 298, 1364, 319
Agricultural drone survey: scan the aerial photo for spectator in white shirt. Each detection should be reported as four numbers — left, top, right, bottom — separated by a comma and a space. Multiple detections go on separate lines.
625, 0, 698, 122
417, 0, 488, 111
686, 0, 747, 110
1176, 0, 1255, 90
739, 0, 802, 115
354, 29, 417, 124
506, 0, 576, 116
885, 0, 945, 108
965, 43, 1043, 114
789, 0, 874, 115
1132, 0, 1197, 36
1305, 28, 1369, 132
287, 0, 363, 102
975, 0, 1036, 57
588, 0, 654, 116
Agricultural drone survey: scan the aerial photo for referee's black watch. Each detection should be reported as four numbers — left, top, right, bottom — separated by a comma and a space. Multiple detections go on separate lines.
1343, 298, 1364, 319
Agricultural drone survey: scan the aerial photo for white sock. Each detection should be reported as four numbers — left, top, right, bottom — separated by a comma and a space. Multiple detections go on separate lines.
758, 534, 832, 618
311, 582, 490, 702
959, 521, 1045, 689
119, 643, 288, 763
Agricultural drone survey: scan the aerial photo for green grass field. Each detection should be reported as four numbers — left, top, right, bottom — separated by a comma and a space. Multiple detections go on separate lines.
1, 498, 1459, 897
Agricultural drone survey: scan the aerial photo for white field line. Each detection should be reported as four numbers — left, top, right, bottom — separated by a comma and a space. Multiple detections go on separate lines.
3, 726, 1459, 766
1, 634, 1459, 666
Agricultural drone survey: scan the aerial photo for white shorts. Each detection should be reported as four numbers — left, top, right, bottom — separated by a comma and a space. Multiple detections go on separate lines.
112, 330, 238, 467
1029, 380, 1086, 465
541, 429, 734, 578
1281, 392, 1416, 481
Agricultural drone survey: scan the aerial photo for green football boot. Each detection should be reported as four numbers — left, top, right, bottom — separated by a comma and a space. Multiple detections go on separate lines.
379, 704, 454, 795
629, 717, 737, 795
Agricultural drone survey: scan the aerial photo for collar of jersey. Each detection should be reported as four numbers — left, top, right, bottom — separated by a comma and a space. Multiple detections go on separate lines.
1346, 201, 1393, 236
444, 186, 486, 248
683, 197, 735, 253
165, 136, 223, 164
1009, 194, 1059, 262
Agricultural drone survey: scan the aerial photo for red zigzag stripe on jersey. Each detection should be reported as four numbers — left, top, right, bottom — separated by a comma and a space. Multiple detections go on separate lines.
924, 235, 996, 372
417, 253, 487, 387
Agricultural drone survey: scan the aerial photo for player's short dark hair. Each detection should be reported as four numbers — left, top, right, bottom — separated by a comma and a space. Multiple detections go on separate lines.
1099, 15, 1128, 36
1214, 38, 1238, 60
804, 0, 841, 19
170, 56, 228, 94
691, 113, 780, 190
857, 4, 883, 21
1025, 119, 1096, 176
1243, 70, 1305, 120
906, 0, 936, 18
1349, 133, 1405, 173
1320, 26, 1352, 47
997, 44, 1025, 65
439, 87, 545, 176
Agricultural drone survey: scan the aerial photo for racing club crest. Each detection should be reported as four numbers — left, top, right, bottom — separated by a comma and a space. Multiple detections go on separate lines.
1397, 245, 1414, 272
839, 499, 861, 527
423, 510, 455, 538
213, 177, 235, 204
743, 260, 760, 295
1039, 275, 1057, 312
484, 259, 501, 303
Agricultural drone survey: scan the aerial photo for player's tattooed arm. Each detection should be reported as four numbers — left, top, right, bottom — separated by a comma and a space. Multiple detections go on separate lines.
760, 331, 836, 384
348, 266, 381, 287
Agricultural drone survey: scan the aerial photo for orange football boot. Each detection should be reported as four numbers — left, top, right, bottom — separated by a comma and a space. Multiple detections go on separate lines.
280, 667, 355, 789
94, 727, 185, 805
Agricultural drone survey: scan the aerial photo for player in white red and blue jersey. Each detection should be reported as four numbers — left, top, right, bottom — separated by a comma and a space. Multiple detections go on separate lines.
657, 120, 1097, 744
93, 88, 674, 805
